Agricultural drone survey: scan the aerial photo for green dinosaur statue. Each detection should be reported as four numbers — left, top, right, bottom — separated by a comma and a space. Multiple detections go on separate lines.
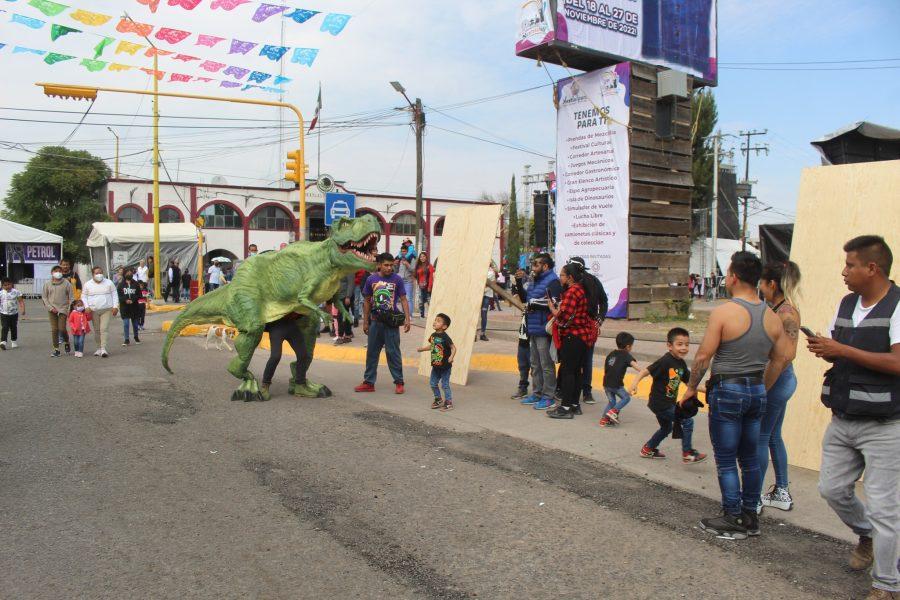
162, 215, 380, 401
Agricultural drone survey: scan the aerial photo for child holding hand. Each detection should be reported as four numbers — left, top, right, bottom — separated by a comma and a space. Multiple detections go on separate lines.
417, 313, 456, 411
67, 299, 91, 358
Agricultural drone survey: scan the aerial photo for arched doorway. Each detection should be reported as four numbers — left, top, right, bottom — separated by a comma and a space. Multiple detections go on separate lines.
307, 205, 328, 242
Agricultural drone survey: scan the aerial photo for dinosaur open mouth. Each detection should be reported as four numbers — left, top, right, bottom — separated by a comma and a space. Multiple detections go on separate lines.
340, 232, 379, 262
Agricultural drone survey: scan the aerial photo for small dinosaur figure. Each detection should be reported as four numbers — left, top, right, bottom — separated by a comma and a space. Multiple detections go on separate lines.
162, 215, 380, 401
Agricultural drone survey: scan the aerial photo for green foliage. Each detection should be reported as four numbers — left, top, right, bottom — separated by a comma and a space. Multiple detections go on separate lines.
2, 146, 110, 263
505, 174, 521, 268
691, 89, 718, 239
664, 298, 693, 319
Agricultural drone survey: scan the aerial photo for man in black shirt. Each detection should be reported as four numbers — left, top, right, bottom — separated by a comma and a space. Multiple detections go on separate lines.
511, 268, 531, 399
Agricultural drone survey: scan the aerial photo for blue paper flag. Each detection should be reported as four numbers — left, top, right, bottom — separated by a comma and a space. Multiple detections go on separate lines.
13, 45, 45, 55
273, 75, 291, 86
259, 44, 288, 61
285, 8, 318, 24
11, 13, 46, 28
320, 13, 350, 35
248, 71, 270, 84
290, 47, 318, 66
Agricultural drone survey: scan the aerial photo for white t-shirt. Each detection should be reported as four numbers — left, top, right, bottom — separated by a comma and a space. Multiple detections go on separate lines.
208, 265, 222, 284
829, 295, 900, 346
0, 288, 22, 315
484, 269, 496, 298
136, 266, 149, 283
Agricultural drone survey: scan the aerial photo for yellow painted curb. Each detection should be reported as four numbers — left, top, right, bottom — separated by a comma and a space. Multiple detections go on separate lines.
148, 303, 185, 313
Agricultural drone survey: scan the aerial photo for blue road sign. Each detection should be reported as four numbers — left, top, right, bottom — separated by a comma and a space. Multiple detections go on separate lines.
324, 192, 356, 226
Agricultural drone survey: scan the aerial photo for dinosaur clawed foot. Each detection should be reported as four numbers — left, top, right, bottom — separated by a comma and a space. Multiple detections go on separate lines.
231, 375, 269, 402
288, 380, 333, 398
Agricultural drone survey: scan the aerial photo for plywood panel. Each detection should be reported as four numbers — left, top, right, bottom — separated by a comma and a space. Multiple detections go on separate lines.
418, 204, 503, 386
782, 160, 900, 471
630, 216, 691, 236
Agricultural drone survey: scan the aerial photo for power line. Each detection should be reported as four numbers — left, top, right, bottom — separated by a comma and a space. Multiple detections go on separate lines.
719, 57, 900, 65
429, 125, 554, 159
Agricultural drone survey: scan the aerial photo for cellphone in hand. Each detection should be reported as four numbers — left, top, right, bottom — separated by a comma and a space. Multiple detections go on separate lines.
800, 326, 817, 338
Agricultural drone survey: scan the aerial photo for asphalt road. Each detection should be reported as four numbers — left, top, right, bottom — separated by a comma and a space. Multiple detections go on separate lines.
1, 309, 869, 599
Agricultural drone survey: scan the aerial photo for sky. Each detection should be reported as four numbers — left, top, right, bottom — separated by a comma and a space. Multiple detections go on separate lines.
1, 0, 899, 234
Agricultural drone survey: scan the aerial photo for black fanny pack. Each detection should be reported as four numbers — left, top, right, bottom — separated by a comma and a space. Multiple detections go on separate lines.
374, 310, 405, 327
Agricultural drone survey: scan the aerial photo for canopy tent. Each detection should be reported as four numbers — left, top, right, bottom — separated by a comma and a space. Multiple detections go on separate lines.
1, 218, 64, 295
810, 121, 900, 165
0, 217, 64, 245
690, 237, 759, 277
87, 222, 199, 280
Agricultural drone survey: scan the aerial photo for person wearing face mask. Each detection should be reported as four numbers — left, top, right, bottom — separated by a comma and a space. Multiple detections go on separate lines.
117, 268, 142, 346
67, 299, 91, 358
42, 265, 74, 357
81, 266, 119, 357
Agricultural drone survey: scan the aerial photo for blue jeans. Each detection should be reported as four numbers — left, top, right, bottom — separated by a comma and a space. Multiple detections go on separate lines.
581, 346, 595, 396
404, 281, 415, 314
603, 387, 631, 413
73, 334, 85, 353
708, 380, 767, 516
419, 289, 430, 318
480, 296, 490, 334
758, 365, 796, 489
646, 405, 694, 452
430, 367, 452, 402
354, 288, 364, 320
122, 317, 139, 341
364, 321, 403, 385
516, 342, 530, 390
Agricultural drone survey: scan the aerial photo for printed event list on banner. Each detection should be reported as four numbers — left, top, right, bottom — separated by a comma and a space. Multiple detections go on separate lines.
555, 62, 630, 318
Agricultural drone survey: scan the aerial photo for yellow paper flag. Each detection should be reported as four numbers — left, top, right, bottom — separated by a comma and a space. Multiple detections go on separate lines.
69, 9, 113, 27
115, 40, 144, 56
108, 63, 133, 72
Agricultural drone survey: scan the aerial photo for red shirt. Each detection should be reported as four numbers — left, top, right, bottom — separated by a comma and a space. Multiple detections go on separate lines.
556, 283, 598, 347
415, 264, 434, 291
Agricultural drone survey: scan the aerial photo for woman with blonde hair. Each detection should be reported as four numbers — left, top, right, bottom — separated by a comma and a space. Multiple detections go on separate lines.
756, 260, 802, 513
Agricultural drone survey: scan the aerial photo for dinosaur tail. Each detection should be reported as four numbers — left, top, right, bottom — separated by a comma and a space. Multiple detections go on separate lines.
161, 291, 228, 374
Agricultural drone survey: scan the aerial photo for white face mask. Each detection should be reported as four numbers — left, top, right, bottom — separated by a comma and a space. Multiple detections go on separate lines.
52, 272, 63, 280
76, 306, 85, 312
93, 273, 104, 282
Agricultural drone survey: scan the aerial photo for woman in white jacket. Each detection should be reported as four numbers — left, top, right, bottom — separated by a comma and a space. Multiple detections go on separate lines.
81, 266, 119, 357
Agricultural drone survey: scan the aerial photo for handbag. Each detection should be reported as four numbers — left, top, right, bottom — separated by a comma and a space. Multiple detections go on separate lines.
376, 310, 406, 328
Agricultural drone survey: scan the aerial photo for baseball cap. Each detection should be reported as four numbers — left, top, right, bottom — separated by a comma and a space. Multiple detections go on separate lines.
567, 256, 589, 271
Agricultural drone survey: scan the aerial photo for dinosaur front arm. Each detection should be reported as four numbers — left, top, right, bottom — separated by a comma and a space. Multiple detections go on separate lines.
333, 292, 353, 324
297, 293, 332, 323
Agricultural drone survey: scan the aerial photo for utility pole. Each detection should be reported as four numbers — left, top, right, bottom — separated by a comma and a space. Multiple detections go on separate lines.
711, 131, 719, 278
523, 164, 531, 251
107, 127, 119, 178
738, 129, 768, 251
414, 97, 424, 254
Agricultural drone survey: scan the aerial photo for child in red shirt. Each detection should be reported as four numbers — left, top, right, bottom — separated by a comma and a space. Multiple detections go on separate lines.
67, 299, 92, 358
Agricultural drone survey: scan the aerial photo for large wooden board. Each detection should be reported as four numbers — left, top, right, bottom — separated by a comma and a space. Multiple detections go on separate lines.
418, 204, 503, 386
783, 160, 900, 471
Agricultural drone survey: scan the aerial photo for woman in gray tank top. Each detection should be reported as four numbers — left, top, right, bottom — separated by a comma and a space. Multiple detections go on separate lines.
756, 261, 802, 513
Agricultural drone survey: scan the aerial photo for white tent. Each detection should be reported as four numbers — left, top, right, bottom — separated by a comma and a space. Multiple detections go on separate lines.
0, 217, 63, 245
87, 222, 200, 279
690, 237, 759, 277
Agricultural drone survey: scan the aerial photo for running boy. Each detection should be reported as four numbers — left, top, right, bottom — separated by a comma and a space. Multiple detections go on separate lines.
1, 277, 26, 350
417, 312, 456, 411
630, 327, 707, 463
599, 332, 640, 427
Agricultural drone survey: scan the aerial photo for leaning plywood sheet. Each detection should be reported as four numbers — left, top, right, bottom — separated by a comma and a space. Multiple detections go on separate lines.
418, 204, 502, 386
782, 159, 900, 471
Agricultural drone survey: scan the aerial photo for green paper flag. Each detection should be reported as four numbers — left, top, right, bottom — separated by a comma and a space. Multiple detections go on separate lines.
28, 0, 69, 17
44, 52, 75, 65
93, 37, 114, 59
80, 58, 107, 72
50, 24, 81, 41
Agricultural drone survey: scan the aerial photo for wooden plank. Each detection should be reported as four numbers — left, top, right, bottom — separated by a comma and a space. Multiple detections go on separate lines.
632, 63, 658, 81
631, 183, 692, 203
631, 96, 692, 124
418, 204, 503, 386
631, 112, 691, 139
628, 286, 690, 302
629, 251, 689, 268
631, 164, 693, 187
627, 301, 670, 319
629, 268, 689, 285
781, 159, 900, 471
630, 216, 691, 236
630, 200, 691, 219
631, 78, 655, 99
630, 146, 692, 172
630, 234, 690, 252
631, 130, 691, 155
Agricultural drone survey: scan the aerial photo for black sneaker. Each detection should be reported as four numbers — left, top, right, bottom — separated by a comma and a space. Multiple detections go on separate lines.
700, 513, 749, 540
51, 349, 61, 357
511, 388, 529, 400
134, 337, 142, 344
571, 404, 583, 415
64, 343, 71, 355
547, 406, 574, 419
582, 393, 597, 404
479, 334, 489, 342
123, 340, 130, 346
741, 510, 760, 537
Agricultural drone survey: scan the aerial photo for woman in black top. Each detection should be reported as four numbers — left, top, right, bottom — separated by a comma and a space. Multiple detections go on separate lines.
117, 268, 142, 346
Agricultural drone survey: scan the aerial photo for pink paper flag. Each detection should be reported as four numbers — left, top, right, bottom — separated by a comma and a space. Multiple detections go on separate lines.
194, 76, 214, 83
155, 27, 191, 44
196, 34, 225, 47
173, 53, 199, 62
210, 0, 250, 10
141, 67, 165, 80
168, 0, 203, 8
145, 48, 174, 57
169, 73, 192, 82
137, 0, 161, 13
199, 60, 225, 72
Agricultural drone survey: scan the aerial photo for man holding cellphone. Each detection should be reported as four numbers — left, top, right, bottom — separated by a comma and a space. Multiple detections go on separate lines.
808, 235, 899, 600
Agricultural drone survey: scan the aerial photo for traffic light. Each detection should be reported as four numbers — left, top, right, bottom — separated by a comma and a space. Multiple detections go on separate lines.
285, 149, 306, 186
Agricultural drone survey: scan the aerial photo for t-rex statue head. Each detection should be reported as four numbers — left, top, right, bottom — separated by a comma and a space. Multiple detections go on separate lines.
326, 214, 382, 271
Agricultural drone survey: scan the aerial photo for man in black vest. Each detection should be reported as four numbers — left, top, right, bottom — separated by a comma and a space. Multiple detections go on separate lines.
808, 235, 900, 600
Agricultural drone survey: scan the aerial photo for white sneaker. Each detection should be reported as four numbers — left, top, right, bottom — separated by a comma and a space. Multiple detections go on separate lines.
10, 341, 17, 349
94, 349, 103, 356
761, 485, 793, 511
100, 348, 109, 358
0, 341, 5, 350
74, 351, 83, 358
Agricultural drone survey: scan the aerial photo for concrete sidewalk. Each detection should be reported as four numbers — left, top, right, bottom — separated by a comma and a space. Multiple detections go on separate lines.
153, 305, 854, 544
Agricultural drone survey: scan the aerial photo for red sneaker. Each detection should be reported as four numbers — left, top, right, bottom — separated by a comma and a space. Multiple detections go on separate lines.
682, 449, 708, 464
598, 416, 611, 428
354, 382, 375, 393
606, 408, 620, 424
640, 446, 666, 459
395, 383, 405, 394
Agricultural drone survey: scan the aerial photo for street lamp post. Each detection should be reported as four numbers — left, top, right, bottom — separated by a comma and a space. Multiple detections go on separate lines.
38, 81, 306, 299
390, 81, 424, 254
106, 126, 120, 178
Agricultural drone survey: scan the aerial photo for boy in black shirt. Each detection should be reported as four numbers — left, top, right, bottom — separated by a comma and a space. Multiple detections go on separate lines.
599, 332, 640, 427
630, 327, 707, 463
418, 313, 457, 411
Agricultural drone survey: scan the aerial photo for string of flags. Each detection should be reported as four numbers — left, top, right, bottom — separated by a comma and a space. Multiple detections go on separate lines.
0, 42, 288, 93
17, 0, 351, 35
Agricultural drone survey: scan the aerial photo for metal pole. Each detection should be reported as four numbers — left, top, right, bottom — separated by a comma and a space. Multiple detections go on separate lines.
152, 53, 162, 300
196, 224, 204, 298
711, 132, 719, 280
523, 164, 531, 251
414, 97, 424, 254
107, 127, 120, 178
317, 81, 322, 180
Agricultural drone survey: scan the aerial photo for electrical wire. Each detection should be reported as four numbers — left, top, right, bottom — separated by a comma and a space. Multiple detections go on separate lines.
59, 99, 95, 146
428, 125, 554, 159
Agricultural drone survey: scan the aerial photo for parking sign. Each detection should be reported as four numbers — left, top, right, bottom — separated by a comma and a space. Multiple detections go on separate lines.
324, 192, 355, 226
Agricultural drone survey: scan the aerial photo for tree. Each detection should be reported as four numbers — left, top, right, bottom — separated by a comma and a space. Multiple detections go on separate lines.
2, 146, 110, 263
505, 174, 521, 268
691, 89, 718, 240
